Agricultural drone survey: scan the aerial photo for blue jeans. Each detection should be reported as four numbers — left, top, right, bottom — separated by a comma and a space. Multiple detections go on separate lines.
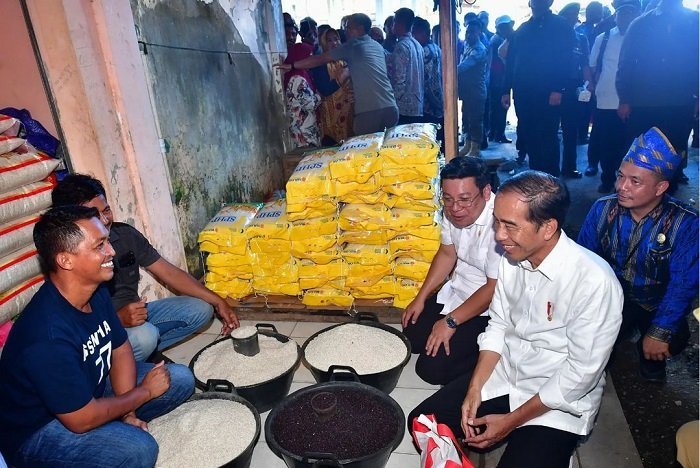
14, 362, 194, 468
127, 296, 214, 362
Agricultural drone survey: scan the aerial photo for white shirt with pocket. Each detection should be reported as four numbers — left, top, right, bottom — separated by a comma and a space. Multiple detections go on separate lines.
436, 196, 503, 315
589, 27, 624, 110
478, 231, 623, 436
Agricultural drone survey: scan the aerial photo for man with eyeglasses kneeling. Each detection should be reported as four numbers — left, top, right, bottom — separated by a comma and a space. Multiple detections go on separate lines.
402, 156, 503, 386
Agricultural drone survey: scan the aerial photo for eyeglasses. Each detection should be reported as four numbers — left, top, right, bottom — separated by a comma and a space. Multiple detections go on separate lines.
441, 192, 482, 208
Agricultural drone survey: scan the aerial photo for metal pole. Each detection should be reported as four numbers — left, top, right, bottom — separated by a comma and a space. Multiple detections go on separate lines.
439, 0, 458, 161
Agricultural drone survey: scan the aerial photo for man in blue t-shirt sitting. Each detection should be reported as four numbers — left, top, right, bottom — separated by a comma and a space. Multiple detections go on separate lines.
0, 206, 194, 467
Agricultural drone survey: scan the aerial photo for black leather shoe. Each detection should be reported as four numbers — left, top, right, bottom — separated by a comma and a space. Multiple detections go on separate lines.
584, 165, 598, 176
562, 170, 583, 179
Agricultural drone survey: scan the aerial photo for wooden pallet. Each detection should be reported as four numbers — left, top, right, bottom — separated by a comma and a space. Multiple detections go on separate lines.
226, 295, 402, 323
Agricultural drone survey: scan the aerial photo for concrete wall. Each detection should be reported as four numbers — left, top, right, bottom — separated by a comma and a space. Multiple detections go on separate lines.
130, 0, 288, 273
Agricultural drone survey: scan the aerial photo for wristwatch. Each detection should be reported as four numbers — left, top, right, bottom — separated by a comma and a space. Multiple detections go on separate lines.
445, 313, 458, 329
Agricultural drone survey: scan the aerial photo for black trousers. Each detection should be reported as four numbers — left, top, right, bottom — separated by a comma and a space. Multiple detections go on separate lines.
489, 85, 507, 140
408, 377, 581, 468
560, 90, 581, 174
403, 294, 489, 386
514, 96, 561, 176
588, 108, 628, 188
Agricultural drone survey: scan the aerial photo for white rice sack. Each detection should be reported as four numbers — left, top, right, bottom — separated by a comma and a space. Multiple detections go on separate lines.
0, 115, 20, 136
0, 180, 54, 224
0, 150, 60, 193
0, 135, 25, 154
0, 275, 44, 323
150, 399, 257, 468
0, 214, 40, 258
0, 245, 41, 293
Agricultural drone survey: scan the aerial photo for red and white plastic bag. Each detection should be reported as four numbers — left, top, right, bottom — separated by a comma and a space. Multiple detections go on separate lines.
411, 414, 474, 468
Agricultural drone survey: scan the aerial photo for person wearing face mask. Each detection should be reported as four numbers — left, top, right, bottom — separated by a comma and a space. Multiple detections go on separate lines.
402, 157, 503, 387
578, 127, 699, 383
409, 171, 623, 468
311, 27, 354, 145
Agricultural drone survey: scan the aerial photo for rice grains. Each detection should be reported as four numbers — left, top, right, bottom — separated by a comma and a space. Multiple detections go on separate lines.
149, 399, 257, 468
304, 324, 407, 374
193, 334, 298, 387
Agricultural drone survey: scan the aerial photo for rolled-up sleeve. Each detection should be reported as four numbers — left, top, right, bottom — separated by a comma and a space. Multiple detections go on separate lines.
538, 275, 623, 415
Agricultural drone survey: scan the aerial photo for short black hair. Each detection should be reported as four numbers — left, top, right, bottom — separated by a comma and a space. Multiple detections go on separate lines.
349, 13, 372, 34
394, 7, 416, 30
300, 17, 317, 36
52, 173, 106, 207
467, 19, 483, 32
34, 205, 100, 273
440, 156, 491, 191
412, 17, 431, 36
498, 170, 570, 230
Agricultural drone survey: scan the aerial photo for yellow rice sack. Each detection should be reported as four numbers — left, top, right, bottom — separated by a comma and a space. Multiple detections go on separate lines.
388, 208, 438, 231
251, 258, 298, 282
246, 200, 290, 240
300, 276, 347, 290
338, 204, 390, 232
198, 203, 262, 255
394, 257, 431, 281
380, 123, 439, 166
391, 195, 440, 212
339, 189, 388, 205
206, 278, 253, 299
252, 277, 300, 296
338, 229, 397, 245
350, 275, 396, 298
248, 238, 291, 255
329, 132, 384, 182
383, 181, 436, 200
286, 147, 338, 204
392, 249, 437, 263
299, 258, 346, 279
345, 263, 393, 287
342, 243, 391, 265
286, 200, 337, 221
291, 234, 337, 256
206, 252, 253, 268
302, 288, 354, 307
393, 278, 423, 308
206, 265, 253, 281
334, 174, 382, 198
389, 234, 441, 256
289, 215, 338, 241
294, 244, 343, 264
382, 162, 439, 184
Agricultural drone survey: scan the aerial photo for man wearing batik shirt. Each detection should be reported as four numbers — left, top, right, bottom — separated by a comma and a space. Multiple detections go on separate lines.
412, 17, 443, 143
389, 7, 424, 124
578, 127, 699, 382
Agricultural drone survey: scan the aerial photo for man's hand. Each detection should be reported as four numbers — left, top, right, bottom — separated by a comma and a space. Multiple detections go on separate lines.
274, 62, 292, 72
122, 412, 148, 431
548, 91, 562, 106
501, 94, 511, 110
401, 297, 425, 328
425, 319, 456, 357
461, 387, 482, 438
464, 413, 515, 449
140, 361, 170, 400
116, 300, 148, 328
642, 335, 671, 361
214, 300, 239, 335
617, 103, 631, 121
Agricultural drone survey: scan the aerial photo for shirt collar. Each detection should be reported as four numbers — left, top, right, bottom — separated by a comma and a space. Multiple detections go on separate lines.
473, 196, 495, 227
518, 230, 570, 281
617, 195, 667, 222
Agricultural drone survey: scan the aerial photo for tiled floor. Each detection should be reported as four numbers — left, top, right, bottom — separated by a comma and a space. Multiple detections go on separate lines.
165, 319, 643, 468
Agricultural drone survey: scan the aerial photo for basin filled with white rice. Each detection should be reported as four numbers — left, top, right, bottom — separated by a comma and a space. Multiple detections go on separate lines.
150, 392, 260, 468
301, 315, 411, 393
189, 323, 301, 412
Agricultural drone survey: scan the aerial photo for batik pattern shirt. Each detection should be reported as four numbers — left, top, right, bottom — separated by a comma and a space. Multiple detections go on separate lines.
286, 75, 322, 148
422, 41, 443, 119
578, 194, 699, 340
388, 33, 424, 117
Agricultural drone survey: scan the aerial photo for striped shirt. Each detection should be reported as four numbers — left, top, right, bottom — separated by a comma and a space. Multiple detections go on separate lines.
577, 194, 699, 340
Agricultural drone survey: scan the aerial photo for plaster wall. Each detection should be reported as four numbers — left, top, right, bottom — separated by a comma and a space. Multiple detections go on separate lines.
130, 0, 288, 273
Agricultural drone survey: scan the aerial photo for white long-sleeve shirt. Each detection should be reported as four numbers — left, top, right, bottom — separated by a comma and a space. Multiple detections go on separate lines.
478, 231, 623, 436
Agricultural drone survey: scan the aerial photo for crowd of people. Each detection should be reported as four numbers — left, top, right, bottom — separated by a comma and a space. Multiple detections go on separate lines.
281, 0, 698, 190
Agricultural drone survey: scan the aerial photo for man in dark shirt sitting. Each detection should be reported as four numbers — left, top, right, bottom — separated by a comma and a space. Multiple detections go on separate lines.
0, 206, 194, 466
52, 174, 239, 362
502, 0, 576, 177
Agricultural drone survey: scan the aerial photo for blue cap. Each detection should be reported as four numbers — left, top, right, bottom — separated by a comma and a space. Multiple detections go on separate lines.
622, 127, 682, 179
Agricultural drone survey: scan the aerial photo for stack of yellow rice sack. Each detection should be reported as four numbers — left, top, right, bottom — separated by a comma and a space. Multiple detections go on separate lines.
198, 204, 262, 299
246, 199, 299, 296
379, 124, 442, 308
285, 148, 350, 307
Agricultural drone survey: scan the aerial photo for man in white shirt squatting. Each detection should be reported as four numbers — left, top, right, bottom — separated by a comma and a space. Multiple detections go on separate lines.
402, 156, 503, 386
407, 170, 623, 468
